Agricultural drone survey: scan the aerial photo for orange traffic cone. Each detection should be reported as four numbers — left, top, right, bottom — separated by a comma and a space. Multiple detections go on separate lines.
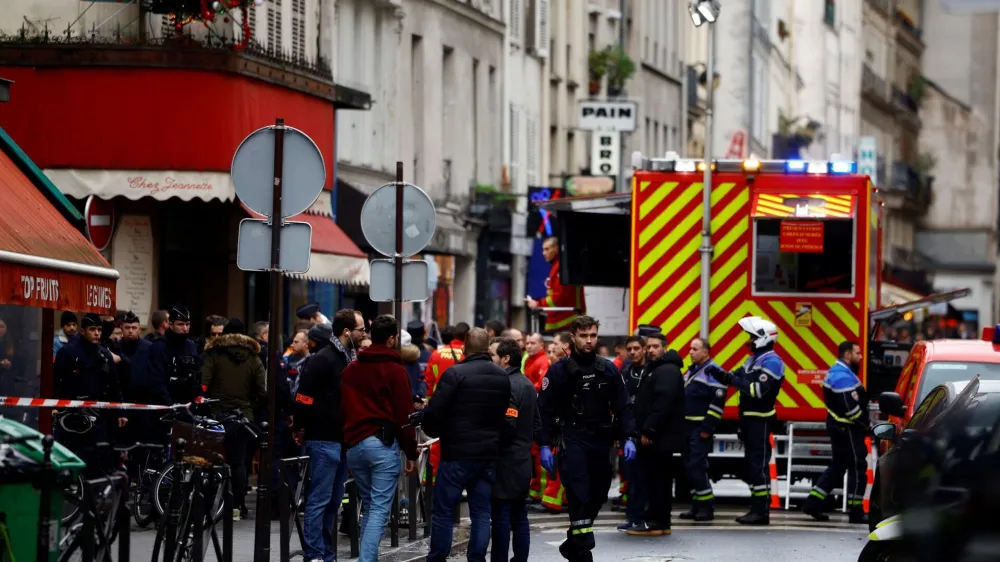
768, 433, 781, 509
862, 437, 875, 513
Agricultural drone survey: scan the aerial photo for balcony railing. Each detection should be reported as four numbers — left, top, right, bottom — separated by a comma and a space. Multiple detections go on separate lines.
867, 0, 892, 16
892, 86, 920, 113
0, 21, 333, 82
862, 64, 889, 102
890, 161, 932, 205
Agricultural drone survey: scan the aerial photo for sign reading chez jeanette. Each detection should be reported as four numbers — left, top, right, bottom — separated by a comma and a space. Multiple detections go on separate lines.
44, 169, 237, 203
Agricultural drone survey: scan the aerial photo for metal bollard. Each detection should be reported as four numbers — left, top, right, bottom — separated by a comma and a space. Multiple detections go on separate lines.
346, 479, 360, 558
191, 471, 206, 562
117, 474, 131, 562
390, 488, 400, 547
407, 470, 419, 540
277, 459, 292, 562
222, 466, 234, 562
80, 479, 96, 562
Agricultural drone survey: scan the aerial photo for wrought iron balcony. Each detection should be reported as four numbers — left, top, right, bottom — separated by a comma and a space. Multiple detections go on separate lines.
890, 161, 932, 207
862, 64, 889, 105
867, 0, 892, 17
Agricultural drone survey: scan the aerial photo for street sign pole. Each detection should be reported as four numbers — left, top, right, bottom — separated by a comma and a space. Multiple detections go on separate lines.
255, 117, 285, 562
394, 161, 404, 352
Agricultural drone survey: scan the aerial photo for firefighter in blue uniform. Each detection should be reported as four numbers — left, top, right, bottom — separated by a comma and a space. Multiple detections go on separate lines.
152, 304, 202, 404
708, 316, 784, 525
537, 316, 636, 562
803, 340, 869, 524
680, 336, 727, 521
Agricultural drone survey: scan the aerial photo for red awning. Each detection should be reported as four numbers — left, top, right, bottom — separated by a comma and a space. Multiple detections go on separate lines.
0, 129, 118, 313
241, 205, 369, 286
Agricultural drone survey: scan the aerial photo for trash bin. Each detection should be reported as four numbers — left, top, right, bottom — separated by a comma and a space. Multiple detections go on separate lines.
0, 417, 85, 562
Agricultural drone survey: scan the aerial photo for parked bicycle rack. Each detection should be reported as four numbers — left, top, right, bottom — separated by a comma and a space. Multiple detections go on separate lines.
276, 455, 310, 562
67, 473, 131, 562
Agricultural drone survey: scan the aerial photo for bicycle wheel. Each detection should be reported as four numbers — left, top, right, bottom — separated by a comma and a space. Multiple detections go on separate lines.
153, 461, 177, 517
60, 475, 85, 525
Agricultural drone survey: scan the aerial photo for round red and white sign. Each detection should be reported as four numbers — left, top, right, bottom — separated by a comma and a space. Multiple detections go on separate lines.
84, 196, 115, 251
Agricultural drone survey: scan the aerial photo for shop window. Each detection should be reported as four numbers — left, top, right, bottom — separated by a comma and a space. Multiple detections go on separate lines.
752, 218, 855, 296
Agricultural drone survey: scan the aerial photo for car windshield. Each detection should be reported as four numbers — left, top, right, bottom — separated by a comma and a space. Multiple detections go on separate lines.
917, 362, 1000, 404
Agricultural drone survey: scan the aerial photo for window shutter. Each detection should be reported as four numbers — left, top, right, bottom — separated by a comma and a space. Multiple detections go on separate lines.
526, 114, 538, 186
510, 0, 522, 44
535, 0, 549, 58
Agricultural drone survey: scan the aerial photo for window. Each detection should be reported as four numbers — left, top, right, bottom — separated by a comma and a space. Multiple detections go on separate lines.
510, 0, 522, 43
824, 0, 836, 27
267, 0, 283, 51
750, 50, 767, 143
906, 386, 948, 432
916, 362, 1000, 406
291, 0, 305, 60
752, 218, 855, 295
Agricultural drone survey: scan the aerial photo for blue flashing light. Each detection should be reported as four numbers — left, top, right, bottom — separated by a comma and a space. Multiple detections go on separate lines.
993, 324, 1000, 345
830, 161, 857, 174
786, 160, 806, 172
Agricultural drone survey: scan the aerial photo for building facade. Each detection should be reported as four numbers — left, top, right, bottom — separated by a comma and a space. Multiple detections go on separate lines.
0, 0, 371, 337
917, 0, 1000, 329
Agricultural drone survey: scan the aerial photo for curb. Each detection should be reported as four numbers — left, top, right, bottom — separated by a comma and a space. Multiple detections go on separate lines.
399, 537, 471, 562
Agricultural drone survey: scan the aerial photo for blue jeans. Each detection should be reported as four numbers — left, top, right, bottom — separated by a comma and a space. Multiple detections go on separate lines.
346, 436, 402, 562
490, 499, 529, 562
304, 441, 349, 562
427, 460, 495, 562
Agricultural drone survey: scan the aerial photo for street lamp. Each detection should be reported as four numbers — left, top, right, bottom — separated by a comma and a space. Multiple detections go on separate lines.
689, 0, 719, 340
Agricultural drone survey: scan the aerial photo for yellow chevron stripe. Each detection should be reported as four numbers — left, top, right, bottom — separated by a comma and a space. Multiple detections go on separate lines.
674, 240, 750, 350
748, 303, 823, 408
827, 302, 860, 334
638, 183, 700, 248
810, 306, 850, 348
638, 190, 701, 272
639, 180, 652, 192
637, 183, 741, 318
770, 302, 837, 367
639, 181, 676, 220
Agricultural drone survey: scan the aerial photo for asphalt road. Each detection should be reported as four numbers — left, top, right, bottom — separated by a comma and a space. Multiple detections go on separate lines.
519, 504, 870, 562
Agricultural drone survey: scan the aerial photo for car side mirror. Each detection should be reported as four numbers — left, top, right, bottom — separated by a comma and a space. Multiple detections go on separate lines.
879, 391, 906, 418
872, 422, 897, 442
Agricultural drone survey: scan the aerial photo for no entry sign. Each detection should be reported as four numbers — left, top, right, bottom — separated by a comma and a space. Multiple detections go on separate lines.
84, 195, 115, 251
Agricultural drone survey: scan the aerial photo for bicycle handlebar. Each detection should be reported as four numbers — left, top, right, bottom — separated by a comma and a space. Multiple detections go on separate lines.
93, 441, 164, 452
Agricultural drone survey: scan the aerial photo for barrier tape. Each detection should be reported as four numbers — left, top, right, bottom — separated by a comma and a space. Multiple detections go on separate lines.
0, 396, 206, 411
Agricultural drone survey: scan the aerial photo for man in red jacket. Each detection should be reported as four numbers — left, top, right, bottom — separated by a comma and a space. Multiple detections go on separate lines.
341, 315, 417, 562
523, 332, 550, 503
525, 236, 586, 332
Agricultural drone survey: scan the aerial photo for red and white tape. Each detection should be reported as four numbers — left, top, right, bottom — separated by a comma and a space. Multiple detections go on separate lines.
0, 396, 206, 411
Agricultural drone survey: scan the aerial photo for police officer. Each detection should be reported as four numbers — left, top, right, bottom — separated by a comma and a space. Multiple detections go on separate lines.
708, 316, 784, 525
803, 340, 869, 524
152, 304, 202, 404
537, 316, 636, 562
680, 336, 727, 521
54, 313, 128, 475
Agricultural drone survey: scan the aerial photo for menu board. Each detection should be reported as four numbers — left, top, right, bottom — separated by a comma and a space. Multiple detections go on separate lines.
111, 215, 154, 325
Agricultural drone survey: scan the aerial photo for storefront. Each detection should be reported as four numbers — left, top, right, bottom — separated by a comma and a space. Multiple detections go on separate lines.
0, 55, 370, 336
0, 127, 119, 429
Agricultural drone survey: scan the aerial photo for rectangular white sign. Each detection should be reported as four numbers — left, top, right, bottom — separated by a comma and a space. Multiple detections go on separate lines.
857, 136, 877, 185
578, 101, 638, 132
591, 132, 620, 176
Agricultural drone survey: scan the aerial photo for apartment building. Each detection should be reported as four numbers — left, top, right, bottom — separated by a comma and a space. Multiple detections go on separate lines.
916, 0, 1000, 329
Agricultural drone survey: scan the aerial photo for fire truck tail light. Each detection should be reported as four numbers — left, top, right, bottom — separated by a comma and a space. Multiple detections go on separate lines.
807, 161, 828, 174
786, 160, 806, 172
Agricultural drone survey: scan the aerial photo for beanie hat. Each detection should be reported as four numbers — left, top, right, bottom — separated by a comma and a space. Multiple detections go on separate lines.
224, 318, 246, 335
60, 311, 78, 327
308, 323, 333, 343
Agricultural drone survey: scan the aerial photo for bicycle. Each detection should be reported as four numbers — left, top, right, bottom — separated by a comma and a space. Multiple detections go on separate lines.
58, 441, 163, 562
151, 403, 260, 522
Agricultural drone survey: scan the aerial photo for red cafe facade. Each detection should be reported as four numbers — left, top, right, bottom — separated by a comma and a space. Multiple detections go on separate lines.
0, 124, 119, 430
0, 38, 372, 335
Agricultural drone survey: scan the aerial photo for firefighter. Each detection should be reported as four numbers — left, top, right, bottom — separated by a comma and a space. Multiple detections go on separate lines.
525, 236, 586, 332
803, 340, 869, 524
537, 316, 635, 562
680, 336, 726, 521
708, 316, 784, 525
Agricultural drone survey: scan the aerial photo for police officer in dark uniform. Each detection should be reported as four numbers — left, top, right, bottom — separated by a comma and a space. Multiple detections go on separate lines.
680, 336, 727, 521
537, 316, 636, 562
118, 311, 170, 443
803, 340, 869, 524
708, 316, 784, 525
54, 313, 129, 476
152, 304, 202, 404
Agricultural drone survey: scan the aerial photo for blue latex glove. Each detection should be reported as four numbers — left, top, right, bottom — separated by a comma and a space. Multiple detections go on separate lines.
540, 446, 556, 473
623, 439, 637, 462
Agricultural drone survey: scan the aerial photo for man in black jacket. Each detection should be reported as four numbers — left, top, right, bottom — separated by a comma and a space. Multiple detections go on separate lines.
422, 328, 511, 562
292, 309, 363, 562
488, 336, 540, 562
626, 333, 685, 537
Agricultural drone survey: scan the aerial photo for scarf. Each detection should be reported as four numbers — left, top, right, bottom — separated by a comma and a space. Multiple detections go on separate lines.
331, 336, 357, 363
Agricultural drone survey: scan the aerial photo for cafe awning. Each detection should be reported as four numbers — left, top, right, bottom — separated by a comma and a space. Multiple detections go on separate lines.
0, 128, 118, 314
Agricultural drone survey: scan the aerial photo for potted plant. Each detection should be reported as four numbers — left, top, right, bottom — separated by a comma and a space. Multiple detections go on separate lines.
606, 46, 635, 97
909, 74, 925, 104
588, 47, 610, 95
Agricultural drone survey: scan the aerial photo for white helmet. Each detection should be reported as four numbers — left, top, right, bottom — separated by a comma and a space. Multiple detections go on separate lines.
737, 316, 778, 350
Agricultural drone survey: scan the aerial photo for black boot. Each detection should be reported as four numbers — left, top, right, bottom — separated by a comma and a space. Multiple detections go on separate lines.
802, 496, 830, 522
693, 509, 714, 522
735, 511, 770, 525
678, 508, 697, 520
848, 507, 869, 525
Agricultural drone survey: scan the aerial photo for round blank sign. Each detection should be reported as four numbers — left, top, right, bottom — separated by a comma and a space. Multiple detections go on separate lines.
360, 182, 437, 258
231, 125, 326, 218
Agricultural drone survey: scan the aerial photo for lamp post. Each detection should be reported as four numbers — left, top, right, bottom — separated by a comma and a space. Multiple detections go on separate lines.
689, 0, 719, 340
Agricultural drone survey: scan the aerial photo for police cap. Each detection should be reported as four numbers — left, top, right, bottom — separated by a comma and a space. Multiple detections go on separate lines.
169, 305, 191, 323
296, 303, 321, 319
81, 313, 102, 329
122, 311, 141, 324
